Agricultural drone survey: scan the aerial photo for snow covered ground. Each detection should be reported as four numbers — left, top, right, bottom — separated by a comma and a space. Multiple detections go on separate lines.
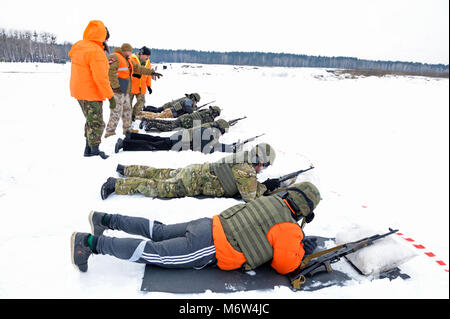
0, 61, 448, 299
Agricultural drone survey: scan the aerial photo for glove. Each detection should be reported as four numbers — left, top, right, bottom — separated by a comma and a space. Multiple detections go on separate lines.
262, 178, 280, 192
132, 73, 141, 79
303, 237, 318, 255
109, 97, 116, 110
152, 72, 163, 79
147, 86, 152, 94
305, 212, 315, 223
112, 87, 122, 94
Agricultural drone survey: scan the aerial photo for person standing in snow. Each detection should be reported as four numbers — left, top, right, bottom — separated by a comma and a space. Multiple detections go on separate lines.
68, 20, 114, 159
104, 43, 162, 138
129, 46, 153, 121
136, 93, 200, 121
100, 143, 278, 201
71, 181, 320, 274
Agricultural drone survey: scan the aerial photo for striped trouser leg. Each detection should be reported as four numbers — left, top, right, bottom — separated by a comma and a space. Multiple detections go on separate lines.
140, 217, 216, 269
95, 216, 216, 269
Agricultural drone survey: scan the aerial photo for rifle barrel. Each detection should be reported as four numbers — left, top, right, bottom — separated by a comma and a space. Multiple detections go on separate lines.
228, 116, 247, 126
278, 166, 314, 183
196, 100, 216, 110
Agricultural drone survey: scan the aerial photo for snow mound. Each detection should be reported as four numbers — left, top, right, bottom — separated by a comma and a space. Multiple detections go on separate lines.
335, 225, 418, 276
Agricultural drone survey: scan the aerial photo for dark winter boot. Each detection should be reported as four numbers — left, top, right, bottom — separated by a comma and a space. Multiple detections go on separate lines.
89, 145, 109, 159
144, 121, 154, 132
139, 118, 148, 129
115, 138, 124, 153
101, 177, 117, 200
116, 164, 125, 176
70, 232, 93, 272
84, 139, 91, 157
88, 211, 109, 236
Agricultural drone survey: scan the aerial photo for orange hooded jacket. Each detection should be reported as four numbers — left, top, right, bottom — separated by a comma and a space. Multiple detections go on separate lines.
68, 20, 114, 101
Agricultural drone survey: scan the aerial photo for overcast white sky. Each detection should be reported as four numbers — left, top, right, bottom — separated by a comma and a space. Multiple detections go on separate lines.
0, 0, 448, 64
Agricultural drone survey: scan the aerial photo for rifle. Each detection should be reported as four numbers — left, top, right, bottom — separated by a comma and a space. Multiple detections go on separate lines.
278, 165, 314, 184
265, 165, 315, 196
232, 133, 265, 152
228, 116, 247, 126
288, 228, 399, 290
196, 100, 216, 111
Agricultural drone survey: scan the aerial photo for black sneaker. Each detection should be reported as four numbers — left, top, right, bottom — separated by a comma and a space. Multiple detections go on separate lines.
115, 138, 124, 153
144, 121, 153, 132
101, 177, 117, 200
88, 211, 108, 236
116, 164, 125, 176
70, 232, 92, 273
139, 118, 147, 129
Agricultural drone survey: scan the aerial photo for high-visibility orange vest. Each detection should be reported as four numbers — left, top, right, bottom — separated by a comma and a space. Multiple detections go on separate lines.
129, 54, 151, 94
145, 59, 152, 89
116, 52, 131, 79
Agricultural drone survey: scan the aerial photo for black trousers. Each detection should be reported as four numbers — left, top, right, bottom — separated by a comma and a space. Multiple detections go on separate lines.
123, 132, 234, 153
142, 105, 164, 113
123, 132, 173, 151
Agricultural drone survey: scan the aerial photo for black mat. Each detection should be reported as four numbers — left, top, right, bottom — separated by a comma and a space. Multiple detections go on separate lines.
140, 236, 410, 293
141, 236, 354, 293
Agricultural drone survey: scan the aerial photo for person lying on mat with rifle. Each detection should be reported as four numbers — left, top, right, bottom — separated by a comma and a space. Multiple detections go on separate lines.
114, 117, 250, 154
101, 143, 276, 201
72, 181, 321, 276
136, 94, 213, 122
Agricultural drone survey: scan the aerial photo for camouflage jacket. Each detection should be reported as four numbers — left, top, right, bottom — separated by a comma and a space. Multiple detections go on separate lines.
161, 97, 200, 112
108, 48, 157, 94
170, 124, 224, 153
228, 163, 267, 202
185, 162, 267, 201
178, 108, 217, 128
117, 161, 266, 200
161, 97, 185, 110
149, 108, 217, 132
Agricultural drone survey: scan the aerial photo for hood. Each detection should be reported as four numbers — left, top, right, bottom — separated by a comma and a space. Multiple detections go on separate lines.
83, 20, 107, 43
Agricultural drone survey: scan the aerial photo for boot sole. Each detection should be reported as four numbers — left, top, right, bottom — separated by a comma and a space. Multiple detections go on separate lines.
88, 211, 95, 235
70, 232, 83, 273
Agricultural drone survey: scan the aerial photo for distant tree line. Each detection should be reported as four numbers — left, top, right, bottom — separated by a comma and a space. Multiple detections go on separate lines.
150, 49, 449, 76
0, 28, 70, 63
1, 26, 448, 76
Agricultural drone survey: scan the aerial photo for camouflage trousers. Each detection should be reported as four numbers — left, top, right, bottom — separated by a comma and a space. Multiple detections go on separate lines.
136, 108, 174, 120
115, 163, 226, 198
131, 93, 146, 119
105, 93, 132, 135
147, 119, 182, 132
78, 100, 105, 147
